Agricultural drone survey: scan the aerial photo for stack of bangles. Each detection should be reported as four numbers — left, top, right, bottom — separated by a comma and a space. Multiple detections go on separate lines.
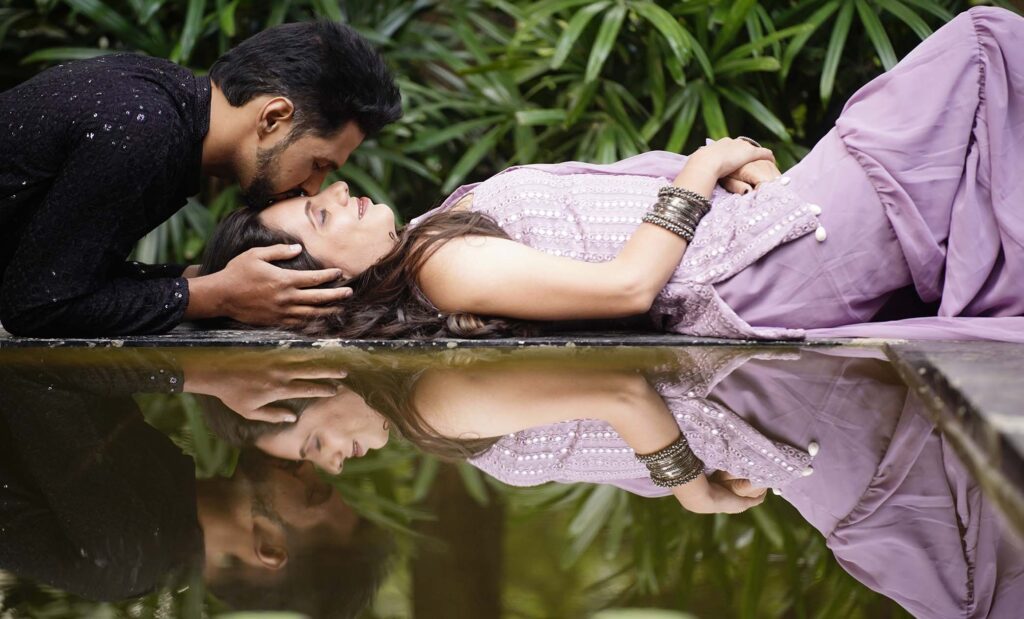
634, 432, 705, 488
642, 185, 712, 242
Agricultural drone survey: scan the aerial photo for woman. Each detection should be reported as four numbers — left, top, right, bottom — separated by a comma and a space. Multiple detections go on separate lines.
201, 7, 1024, 342
195, 347, 801, 514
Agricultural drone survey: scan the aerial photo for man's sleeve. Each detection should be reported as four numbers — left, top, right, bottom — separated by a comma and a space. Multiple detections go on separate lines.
0, 109, 194, 337
114, 261, 190, 280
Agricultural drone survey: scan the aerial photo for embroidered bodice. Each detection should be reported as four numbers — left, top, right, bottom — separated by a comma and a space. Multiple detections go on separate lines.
415, 151, 825, 340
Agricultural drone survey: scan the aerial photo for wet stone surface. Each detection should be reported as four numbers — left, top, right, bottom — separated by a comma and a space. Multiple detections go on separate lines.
0, 325, 850, 349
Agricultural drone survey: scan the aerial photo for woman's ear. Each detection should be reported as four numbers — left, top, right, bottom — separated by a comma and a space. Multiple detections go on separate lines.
252, 514, 289, 569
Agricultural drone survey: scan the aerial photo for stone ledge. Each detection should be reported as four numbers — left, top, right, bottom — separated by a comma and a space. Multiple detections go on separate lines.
0, 326, 853, 349
885, 341, 1024, 536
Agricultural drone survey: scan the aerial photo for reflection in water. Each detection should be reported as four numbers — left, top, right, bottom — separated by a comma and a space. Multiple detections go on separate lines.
0, 351, 392, 618
0, 347, 1021, 617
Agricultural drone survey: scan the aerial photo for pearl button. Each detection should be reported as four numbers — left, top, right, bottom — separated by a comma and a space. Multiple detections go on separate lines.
801, 466, 814, 477
808, 441, 820, 457
779, 176, 791, 186
808, 203, 822, 215
815, 226, 828, 242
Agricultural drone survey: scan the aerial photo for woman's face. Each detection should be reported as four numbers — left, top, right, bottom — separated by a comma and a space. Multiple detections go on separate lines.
254, 387, 391, 474
259, 180, 398, 278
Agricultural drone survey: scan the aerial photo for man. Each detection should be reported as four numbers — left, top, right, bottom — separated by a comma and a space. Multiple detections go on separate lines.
0, 20, 402, 336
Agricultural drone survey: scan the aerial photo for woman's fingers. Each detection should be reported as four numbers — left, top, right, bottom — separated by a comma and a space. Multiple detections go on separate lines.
721, 176, 754, 195
733, 159, 783, 187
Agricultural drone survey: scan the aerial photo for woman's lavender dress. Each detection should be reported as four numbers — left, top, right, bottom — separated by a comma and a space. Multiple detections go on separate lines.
416, 7, 1024, 342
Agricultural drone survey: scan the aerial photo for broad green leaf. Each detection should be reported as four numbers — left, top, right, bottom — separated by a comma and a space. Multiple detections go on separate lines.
456, 462, 490, 506
410, 456, 439, 502
603, 84, 646, 149
711, 0, 757, 57
679, 25, 715, 81
173, 0, 206, 64
65, 0, 155, 51
645, 30, 666, 121
665, 87, 699, 152
566, 79, 599, 125
266, 0, 290, 27
550, 1, 609, 69
713, 56, 780, 77
880, 0, 933, 40
313, 0, 344, 22
584, 4, 626, 83
217, 0, 237, 38
357, 146, 440, 183
718, 23, 815, 63
631, 1, 691, 68
855, 0, 897, 70
20, 47, 115, 64
404, 115, 504, 152
515, 108, 568, 126
719, 85, 790, 140
781, 0, 841, 80
820, 0, 855, 104
699, 84, 728, 139
441, 124, 506, 193
899, 0, 955, 21
512, 122, 538, 163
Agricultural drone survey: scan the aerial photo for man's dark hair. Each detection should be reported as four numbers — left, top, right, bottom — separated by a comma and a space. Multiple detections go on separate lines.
210, 21, 402, 137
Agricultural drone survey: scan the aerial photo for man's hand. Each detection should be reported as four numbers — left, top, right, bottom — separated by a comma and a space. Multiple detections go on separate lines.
185, 244, 352, 326
671, 472, 766, 514
180, 351, 348, 423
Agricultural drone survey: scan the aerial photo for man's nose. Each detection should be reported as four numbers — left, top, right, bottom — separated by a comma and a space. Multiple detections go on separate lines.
300, 171, 329, 197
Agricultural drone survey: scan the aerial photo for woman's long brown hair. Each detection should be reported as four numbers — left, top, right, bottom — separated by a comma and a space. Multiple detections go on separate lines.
315, 209, 540, 338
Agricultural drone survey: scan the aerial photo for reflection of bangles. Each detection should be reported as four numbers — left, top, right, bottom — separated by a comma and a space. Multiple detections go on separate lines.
635, 432, 705, 488
736, 135, 761, 148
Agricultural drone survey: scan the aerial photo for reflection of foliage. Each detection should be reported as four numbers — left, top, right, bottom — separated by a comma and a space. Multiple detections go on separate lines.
498, 483, 913, 618
4, 0, 1018, 265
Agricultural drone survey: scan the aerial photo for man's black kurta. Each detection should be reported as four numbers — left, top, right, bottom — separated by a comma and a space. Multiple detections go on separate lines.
0, 53, 211, 336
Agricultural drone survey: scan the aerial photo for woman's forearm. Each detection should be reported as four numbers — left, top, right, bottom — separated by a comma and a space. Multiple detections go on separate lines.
607, 156, 720, 312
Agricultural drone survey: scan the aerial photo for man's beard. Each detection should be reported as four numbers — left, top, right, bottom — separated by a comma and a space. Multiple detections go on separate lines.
243, 136, 293, 209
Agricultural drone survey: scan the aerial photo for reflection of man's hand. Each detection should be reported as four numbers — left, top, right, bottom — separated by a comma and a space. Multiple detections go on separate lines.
181, 352, 348, 423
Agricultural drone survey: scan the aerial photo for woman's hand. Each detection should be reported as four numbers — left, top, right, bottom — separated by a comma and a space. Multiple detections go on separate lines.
720, 158, 783, 195
671, 472, 767, 514
680, 137, 776, 185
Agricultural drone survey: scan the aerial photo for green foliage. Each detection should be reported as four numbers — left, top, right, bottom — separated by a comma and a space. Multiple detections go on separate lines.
3, 0, 1018, 265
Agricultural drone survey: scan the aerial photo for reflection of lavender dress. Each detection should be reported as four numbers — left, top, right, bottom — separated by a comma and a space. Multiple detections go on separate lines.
470, 349, 814, 496
416, 7, 1024, 342
471, 350, 1024, 617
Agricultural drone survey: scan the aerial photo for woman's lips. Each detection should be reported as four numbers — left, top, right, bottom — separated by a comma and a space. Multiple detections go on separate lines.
357, 197, 369, 219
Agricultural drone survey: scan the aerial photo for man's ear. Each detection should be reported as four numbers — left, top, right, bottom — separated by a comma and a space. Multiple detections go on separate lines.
252, 515, 289, 570
257, 97, 295, 139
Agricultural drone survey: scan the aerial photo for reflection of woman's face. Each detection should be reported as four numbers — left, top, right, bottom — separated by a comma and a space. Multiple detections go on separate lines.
259, 180, 398, 278
255, 387, 390, 474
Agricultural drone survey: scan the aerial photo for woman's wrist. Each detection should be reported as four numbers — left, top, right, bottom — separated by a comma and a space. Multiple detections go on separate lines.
672, 156, 720, 199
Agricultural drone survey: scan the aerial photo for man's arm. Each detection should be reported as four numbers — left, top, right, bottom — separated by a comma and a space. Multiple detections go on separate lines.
0, 108, 192, 336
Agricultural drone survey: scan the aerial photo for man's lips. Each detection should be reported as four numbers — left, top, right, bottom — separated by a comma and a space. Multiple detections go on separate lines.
352, 440, 363, 458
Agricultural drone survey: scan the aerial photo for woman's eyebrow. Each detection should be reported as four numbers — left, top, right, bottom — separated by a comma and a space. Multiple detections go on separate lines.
304, 200, 315, 228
